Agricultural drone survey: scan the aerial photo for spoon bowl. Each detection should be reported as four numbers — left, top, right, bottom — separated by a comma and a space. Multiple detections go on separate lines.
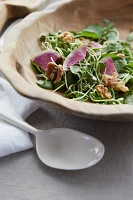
36, 128, 104, 170
0, 110, 105, 170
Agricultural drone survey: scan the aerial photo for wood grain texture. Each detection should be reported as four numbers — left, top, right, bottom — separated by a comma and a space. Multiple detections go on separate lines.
1, 0, 133, 121
0, 3, 9, 32
0, 0, 46, 32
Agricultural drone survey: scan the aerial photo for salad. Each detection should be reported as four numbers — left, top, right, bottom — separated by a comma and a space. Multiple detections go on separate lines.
30, 19, 133, 105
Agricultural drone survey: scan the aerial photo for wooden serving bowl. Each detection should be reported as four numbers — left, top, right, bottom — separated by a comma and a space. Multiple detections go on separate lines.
0, 0, 46, 32
1, 0, 133, 121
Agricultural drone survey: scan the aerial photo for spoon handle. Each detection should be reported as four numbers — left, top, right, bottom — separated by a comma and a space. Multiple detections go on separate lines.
0, 109, 37, 136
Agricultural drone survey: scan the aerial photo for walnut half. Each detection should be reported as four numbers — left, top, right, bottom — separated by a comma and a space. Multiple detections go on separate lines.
102, 72, 129, 92
45, 62, 63, 84
59, 31, 74, 43
95, 84, 112, 99
102, 72, 118, 87
114, 81, 129, 92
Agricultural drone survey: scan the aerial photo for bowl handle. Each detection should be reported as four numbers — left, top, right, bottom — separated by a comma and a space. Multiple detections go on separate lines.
0, 4, 10, 34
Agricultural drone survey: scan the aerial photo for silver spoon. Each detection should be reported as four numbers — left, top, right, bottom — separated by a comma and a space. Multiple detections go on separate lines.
0, 110, 105, 170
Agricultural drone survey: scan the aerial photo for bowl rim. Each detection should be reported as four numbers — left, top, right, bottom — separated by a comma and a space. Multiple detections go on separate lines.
1, 0, 133, 121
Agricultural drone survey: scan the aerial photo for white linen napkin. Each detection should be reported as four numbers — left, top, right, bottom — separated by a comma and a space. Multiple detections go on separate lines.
0, 19, 41, 157
0, 78, 40, 157
0, 14, 42, 157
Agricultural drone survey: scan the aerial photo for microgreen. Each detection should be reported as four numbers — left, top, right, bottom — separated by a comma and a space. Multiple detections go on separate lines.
127, 32, 133, 42
31, 19, 133, 105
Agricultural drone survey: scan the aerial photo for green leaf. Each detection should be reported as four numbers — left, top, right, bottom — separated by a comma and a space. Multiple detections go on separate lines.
124, 89, 133, 104
98, 62, 105, 71
70, 65, 81, 74
100, 53, 119, 60
124, 74, 132, 84
121, 41, 131, 53
103, 19, 114, 28
61, 49, 70, 57
37, 73, 47, 79
118, 73, 129, 79
127, 76, 133, 87
36, 80, 54, 90
81, 31, 99, 39
103, 18, 111, 26
122, 62, 133, 74
66, 71, 76, 87
105, 41, 122, 53
70, 31, 78, 36
106, 28, 119, 41
32, 61, 44, 73
81, 24, 104, 39
127, 32, 133, 42
127, 62, 133, 68
113, 57, 127, 72
86, 72, 97, 84
54, 80, 65, 90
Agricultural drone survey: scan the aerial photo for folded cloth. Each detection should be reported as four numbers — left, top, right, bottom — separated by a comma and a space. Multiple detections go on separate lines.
0, 16, 41, 157
0, 78, 40, 157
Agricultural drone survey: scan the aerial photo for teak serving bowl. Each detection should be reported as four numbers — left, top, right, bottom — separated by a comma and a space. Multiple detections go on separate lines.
0, 0, 133, 121
0, 0, 46, 33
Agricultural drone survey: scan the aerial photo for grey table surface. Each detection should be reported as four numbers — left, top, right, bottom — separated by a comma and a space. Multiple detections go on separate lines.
1, 102, 133, 200
1, 1, 133, 200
